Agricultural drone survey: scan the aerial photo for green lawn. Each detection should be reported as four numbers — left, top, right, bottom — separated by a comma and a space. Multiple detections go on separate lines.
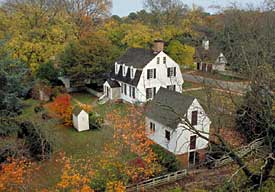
19, 94, 130, 189
214, 73, 245, 82
20, 99, 41, 118
182, 81, 203, 90
19, 90, 242, 189
71, 91, 97, 105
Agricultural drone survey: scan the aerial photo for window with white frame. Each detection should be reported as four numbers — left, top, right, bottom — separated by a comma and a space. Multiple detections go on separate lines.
131, 86, 136, 99
167, 85, 176, 91
167, 67, 176, 77
150, 122, 155, 132
146, 87, 156, 100
147, 69, 156, 79
157, 57, 160, 64
122, 65, 127, 77
130, 67, 134, 79
163, 57, 167, 64
115, 63, 119, 74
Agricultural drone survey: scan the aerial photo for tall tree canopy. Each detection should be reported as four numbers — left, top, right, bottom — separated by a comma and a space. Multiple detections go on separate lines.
166, 40, 195, 68
144, 0, 188, 26
59, 31, 118, 86
0, 42, 30, 135
0, 0, 112, 73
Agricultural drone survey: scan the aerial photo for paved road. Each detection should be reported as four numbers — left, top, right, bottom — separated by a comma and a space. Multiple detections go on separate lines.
183, 73, 250, 94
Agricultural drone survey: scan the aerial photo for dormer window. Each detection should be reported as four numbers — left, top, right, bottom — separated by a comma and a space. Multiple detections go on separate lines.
115, 62, 119, 74
130, 66, 135, 79
122, 64, 127, 77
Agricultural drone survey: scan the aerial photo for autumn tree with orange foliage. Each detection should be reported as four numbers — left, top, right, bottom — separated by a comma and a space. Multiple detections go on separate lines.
107, 106, 162, 183
47, 94, 73, 126
56, 155, 95, 192
75, 100, 93, 113
0, 158, 31, 191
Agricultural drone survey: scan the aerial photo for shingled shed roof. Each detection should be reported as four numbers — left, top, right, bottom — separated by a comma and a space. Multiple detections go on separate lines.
107, 79, 121, 88
146, 88, 195, 129
117, 48, 156, 68
73, 106, 83, 116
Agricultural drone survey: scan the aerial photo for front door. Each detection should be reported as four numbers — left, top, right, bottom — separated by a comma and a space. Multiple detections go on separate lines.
106, 87, 110, 98
197, 62, 200, 70
202, 63, 206, 72
189, 151, 199, 167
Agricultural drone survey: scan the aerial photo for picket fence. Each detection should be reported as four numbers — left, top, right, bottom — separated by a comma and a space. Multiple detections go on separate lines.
214, 138, 265, 167
126, 169, 187, 192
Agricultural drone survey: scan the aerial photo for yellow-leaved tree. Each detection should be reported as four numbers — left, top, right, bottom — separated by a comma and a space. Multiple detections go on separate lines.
166, 40, 195, 69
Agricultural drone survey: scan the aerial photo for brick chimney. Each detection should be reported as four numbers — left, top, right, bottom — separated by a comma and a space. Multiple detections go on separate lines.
153, 39, 164, 54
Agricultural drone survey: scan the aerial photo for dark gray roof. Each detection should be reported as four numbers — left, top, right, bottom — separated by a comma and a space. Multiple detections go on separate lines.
117, 48, 156, 68
73, 106, 83, 116
110, 65, 142, 86
194, 47, 220, 64
107, 79, 120, 88
146, 88, 195, 129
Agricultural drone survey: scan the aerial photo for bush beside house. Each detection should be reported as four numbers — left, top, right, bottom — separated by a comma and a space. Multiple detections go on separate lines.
151, 144, 180, 173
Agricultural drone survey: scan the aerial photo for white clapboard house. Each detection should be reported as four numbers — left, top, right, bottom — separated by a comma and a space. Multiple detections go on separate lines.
102, 40, 184, 104
145, 88, 211, 167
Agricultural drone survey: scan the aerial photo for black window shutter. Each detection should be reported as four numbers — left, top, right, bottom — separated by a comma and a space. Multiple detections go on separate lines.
192, 111, 198, 126
167, 68, 170, 77
147, 70, 150, 79
190, 135, 197, 150
154, 69, 156, 79
174, 67, 176, 77
132, 87, 135, 99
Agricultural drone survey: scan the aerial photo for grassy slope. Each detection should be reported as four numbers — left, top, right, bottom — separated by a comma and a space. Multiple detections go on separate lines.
19, 93, 129, 189
19, 90, 243, 189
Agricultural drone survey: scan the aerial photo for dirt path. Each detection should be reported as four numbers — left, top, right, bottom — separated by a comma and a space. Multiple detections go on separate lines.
184, 86, 244, 96
182, 73, 249, 94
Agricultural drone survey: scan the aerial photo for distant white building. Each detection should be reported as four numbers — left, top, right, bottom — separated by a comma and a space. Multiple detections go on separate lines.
102, 40, 184, 104
145, 88, 211, 167
195, 39, 228, 72
72, 107, 89, 132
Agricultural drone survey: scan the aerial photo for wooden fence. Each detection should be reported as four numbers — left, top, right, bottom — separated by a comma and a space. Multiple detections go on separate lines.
214, 138, 265, 167
126, 138, 264, 191
126, 169, 187, 192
